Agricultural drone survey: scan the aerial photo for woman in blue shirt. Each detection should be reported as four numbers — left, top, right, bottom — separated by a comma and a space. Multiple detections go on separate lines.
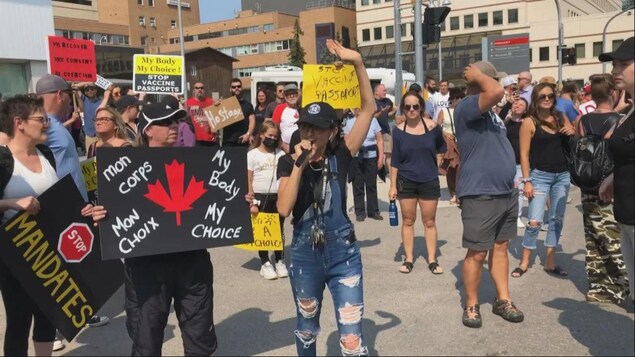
389, 91, 447, 274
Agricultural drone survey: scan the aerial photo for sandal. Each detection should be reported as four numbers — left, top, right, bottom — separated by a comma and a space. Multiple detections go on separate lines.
544, 266, 568, 277
399, 261, 413, 274
511, 267, 527, 278
429, 261, 444, 275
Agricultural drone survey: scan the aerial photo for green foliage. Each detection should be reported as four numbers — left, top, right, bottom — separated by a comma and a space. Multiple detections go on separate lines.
288, 19, 306, 67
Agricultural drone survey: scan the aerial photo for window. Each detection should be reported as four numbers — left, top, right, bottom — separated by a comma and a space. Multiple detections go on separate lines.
493, 10, 503, 25
362, 29, 370, 42
612, 39, 623, 51
263, 40, 291, 53
464, 14, 473, 29
263, 23, 275, 31
450, 16, 459, 30
191, 65, 197, 76
374, 27, 382, 40
171, 20, 176, 29
361, 0, 369, 5
139, 16, 145, 26
478, 12, 488, 27
149, 17, 156, 27
508, 9, 519, 24
373, 0, 381, 3
539, 46, 549, 61
386, 25, 394, 39
575, 43, 585, 59
151, 37, 155, 44
137, 0, 143, 4
140, 36, 147, 46
148, 0, 154, 6
401, 24, 406, 37
529, 48, 533, 63
593, 41, 603, 57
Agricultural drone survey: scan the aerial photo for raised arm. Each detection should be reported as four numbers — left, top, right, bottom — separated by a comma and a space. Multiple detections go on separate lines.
463, 64, 504, 114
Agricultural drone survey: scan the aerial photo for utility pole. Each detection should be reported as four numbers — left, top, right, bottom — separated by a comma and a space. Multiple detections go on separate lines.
554, 0, 563, 86
394, 0, 403, 110
177, 0, 188, 101
414, 0, 424, 84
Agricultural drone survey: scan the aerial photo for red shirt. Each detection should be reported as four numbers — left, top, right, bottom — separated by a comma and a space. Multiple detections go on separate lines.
186, 97, 215, 142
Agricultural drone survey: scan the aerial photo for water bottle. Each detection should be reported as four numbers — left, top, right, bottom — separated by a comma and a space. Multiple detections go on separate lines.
389, 200, 399, 227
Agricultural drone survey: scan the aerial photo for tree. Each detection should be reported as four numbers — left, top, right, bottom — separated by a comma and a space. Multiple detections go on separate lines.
288, 19, 306, 67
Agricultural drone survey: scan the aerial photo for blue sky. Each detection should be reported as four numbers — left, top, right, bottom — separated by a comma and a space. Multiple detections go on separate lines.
200, 0, 242, 23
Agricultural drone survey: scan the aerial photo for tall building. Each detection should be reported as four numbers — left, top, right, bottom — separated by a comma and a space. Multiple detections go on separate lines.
357, 0, 634, 83
241, 0, 355, 15
150, 4, 357, 90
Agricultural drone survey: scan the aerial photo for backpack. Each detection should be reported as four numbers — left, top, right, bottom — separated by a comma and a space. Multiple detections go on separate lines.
567, 114, 617, 190
0, 144, 57, 198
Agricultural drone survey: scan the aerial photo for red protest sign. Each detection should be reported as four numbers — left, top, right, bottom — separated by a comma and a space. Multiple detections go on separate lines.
47, 36, 96, 82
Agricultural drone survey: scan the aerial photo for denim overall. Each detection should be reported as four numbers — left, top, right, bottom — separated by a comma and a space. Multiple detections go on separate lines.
289, 155, 368, 356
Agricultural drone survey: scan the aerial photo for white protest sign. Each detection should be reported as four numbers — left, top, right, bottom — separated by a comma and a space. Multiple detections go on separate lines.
95, 75, 113, 90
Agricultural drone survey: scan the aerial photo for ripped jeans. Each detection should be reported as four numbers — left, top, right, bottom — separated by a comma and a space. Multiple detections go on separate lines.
289, 224, 367, 356
522, 169, 571, 249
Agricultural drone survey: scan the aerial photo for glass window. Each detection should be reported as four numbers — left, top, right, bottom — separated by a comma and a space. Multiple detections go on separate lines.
529, 48, 533, 63
191, 65, 196, 76
361, 0, 369, 5
450, 16, 459, 30
508, 9, 519, 24
493, 10, 503, 25
401, 24, 406, 37
593, 41, 603, 57
539, 46, 549, 61
575, 43, 585, 59
140, 36, 147, 46
374, 27, 382, 40
362, 29, 370, 42
612, 39, 623, 51
149, 17, 156, 27
171, 20, 176, 29
373, 0, 381, 3
464, 15, 473, 29
478, 12, 488, 27
0, 63, 29, 98
386, 25, 394, 39
148, 0, 154, 6
137, 0, 143, 4
139, 16, 145, 26
263, 23, 275, 31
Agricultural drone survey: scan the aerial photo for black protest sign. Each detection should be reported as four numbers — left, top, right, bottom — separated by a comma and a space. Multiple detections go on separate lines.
96, 147, 254, 260
0, 175, 124, 341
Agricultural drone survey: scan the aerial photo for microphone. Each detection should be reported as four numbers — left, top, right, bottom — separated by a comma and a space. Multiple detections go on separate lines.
295, 149, 310, 168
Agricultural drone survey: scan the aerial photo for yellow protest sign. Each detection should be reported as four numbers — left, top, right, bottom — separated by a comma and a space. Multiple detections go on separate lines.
235, 213, 283, 251
133, 54, 184, 94
80, 158, 97, 192
302, 64, 361, 109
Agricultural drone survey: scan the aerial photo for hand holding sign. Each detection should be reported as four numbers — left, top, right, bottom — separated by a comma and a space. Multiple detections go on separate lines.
302, 64, 361, 109
203, 97, 245, 132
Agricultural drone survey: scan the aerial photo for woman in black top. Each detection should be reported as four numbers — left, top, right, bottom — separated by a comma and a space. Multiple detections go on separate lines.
276, 40, 375, 356
599, 36, 635, 304
254, 88, 271, 136
576, 74, 628, 303
505, 97, 529, 228
513, 83, 576, 278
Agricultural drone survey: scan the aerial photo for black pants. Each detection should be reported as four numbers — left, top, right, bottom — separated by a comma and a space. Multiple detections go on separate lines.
124, 250, 217, 356
255, 193, 285, 264
195, 140, 217, 147
0, 261, 56, 356
350, 156, 379, 217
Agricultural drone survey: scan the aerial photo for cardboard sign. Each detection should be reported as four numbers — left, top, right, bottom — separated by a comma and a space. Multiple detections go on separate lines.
0, 176, 124, 341
95, 75, 113, 90
235, 213, 283, 251
302, 64, 361, 109
47, 36, 96, 82
80, 158, 98, 205
96, 147, 253, 260
202, 96, 245, 131
133, 54, 184, 94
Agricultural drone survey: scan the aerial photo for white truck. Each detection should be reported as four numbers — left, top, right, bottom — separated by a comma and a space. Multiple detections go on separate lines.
249, 65, 416, 105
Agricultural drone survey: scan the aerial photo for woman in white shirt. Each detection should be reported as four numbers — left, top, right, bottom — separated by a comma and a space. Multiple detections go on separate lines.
0, 95, 93, 356
247, 120, 287, 280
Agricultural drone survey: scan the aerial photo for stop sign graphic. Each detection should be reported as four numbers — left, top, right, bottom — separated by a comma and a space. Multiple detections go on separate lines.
58, 223, 94, 263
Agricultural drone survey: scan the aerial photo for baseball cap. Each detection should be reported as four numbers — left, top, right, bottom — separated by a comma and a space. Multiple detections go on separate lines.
284, 83, 299, 93
539, 76, 557, 85
138, 102, 187, 132
116, 95, 143, 112
472, 61, 505, 79
501, 76, 518, 87
160, 95, 180, 110
599, 36, 634, 62
409, 82, 423, 92
297, 102, 338, 129
35, 74, 71, 95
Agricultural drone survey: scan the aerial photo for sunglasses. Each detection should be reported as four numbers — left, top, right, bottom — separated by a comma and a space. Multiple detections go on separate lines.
95, 116, 114, 122
194, 86, 205, 89
112, 91, 121, 96
231, 85, 242, 89
404, 104, 421, 111
538, 93, 556, 101
85, 87, 96, 91
152, 118, 179, 127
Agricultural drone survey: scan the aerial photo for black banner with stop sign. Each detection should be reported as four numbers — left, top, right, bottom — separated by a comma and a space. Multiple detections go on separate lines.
0, 175, 124, 341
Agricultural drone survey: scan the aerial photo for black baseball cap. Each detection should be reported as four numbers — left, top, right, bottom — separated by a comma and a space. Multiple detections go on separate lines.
297, 102, 339, 129
138, 103, 187, 132
599, 36, 634, 62
409, 82, 422, 92
116, 95, 143, 112
160, 95, 180, 110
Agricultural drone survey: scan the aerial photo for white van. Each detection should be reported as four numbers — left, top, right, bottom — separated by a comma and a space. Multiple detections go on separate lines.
250, 66, 415, 105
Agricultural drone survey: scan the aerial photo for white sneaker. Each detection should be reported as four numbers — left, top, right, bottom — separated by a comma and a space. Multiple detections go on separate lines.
276, 260, 289, 278
53, 338, 65, 351
87, 315, 110, 327
517, 218, 525, 228
260, 262, 277, 280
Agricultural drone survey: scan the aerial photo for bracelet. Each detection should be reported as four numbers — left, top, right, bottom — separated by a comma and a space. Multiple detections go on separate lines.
520, 177, 532, 183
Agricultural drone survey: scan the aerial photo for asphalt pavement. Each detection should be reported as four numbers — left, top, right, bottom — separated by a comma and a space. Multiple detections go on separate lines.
1, 178, 634, 356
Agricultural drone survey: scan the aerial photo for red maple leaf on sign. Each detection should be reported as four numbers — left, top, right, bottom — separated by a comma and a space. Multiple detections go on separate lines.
144, 160, 207, 226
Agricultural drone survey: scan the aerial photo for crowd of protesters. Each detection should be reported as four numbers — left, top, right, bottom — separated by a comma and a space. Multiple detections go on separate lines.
0, 36, 633, 356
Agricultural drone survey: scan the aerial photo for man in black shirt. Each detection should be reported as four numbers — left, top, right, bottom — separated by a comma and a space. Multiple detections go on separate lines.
374, 84, 395, 169
223, 78, 255, 147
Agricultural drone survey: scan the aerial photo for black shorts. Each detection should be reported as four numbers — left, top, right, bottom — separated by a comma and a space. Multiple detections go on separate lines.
461, 192, 518, 251
397, 175, 441, 199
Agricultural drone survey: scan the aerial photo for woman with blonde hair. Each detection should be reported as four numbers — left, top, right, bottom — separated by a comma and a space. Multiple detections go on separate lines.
86, 107, 132, 158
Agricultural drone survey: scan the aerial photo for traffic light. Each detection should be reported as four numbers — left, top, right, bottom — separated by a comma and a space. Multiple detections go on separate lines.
561, 47, 577, 65
424, 6, 451, 25
422, 24, 441, 45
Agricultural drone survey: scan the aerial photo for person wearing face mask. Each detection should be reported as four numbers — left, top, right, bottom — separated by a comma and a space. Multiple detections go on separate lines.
92, 103, 218, 356
504, 97, 529, 228
247, 120, 287, 280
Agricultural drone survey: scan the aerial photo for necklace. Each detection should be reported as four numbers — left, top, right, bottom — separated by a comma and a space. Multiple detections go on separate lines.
309, 161, 322, 171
